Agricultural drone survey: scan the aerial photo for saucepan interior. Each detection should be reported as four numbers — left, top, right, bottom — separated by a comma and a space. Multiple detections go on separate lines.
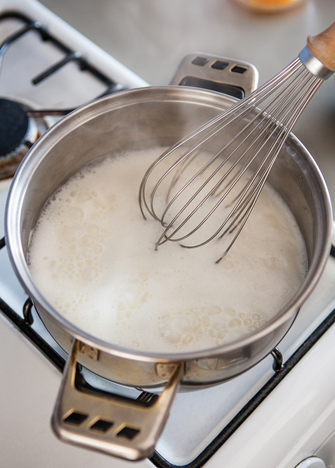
5, 86, 332, 387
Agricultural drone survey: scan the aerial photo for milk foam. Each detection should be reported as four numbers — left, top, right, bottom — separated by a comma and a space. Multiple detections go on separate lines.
28, 148, 308, 353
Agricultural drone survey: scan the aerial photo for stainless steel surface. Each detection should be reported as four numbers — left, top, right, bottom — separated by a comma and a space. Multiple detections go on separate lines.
7, 86, 319, 384
52, 340, 183, 460
139, 46, 331, 259
169, 53, 259, 96
4, 83, 332, 458
39, 0, 335, 209
299, 46, 333, 80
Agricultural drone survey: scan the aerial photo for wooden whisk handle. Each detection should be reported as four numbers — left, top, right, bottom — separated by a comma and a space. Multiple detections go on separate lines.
307, 21, 335, 72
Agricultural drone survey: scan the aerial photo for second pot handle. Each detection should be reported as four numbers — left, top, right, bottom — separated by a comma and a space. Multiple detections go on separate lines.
169, 53, 259, 98
51, 339, 183, 461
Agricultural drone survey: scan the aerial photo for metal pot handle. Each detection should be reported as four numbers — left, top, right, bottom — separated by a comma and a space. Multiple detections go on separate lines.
51, 339, 183, 461
169, 53, 259, 98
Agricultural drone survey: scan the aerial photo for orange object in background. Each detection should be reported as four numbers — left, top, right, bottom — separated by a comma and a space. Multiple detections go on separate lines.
235, 0, 305, 12
255, 0, 297, 4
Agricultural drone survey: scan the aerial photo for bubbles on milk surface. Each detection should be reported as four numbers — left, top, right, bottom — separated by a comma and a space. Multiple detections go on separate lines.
158, 306, 268, 348
32, 183, 111, 287
28, 148, 308, 353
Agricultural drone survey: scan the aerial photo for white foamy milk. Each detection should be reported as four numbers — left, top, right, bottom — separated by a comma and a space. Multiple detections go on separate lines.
28, 148, 308, 353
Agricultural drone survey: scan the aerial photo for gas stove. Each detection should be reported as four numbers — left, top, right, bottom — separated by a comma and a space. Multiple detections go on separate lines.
1, 1, 335, 468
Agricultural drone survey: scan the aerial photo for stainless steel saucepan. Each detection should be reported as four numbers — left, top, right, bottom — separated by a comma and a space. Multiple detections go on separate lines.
4, 54, 333, 460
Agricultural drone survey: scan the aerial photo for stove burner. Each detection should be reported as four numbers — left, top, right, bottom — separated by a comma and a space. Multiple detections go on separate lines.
0, 98, 29, 156
0, 11, 129, 181
0, 98, 48, 180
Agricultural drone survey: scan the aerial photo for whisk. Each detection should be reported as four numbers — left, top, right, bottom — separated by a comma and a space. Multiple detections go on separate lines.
139, 22, 335, 263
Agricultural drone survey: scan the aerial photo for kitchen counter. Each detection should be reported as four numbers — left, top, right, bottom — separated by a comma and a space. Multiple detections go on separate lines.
39, 0, 335, 205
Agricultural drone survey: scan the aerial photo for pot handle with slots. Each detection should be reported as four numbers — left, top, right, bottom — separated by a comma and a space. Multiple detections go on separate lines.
169, 53, 259, 98
51, 339, 183, 461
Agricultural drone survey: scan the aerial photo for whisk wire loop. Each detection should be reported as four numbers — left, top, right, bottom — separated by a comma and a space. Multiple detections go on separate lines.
138, 59, 302, 218
139, 55, 326, 261
155, 65, 308, 229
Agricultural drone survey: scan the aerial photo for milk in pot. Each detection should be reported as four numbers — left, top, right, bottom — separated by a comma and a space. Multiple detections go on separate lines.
28, 147, 308, 353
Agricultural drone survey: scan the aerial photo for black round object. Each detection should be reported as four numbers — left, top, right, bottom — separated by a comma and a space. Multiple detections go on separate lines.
0, 98, 29, 156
